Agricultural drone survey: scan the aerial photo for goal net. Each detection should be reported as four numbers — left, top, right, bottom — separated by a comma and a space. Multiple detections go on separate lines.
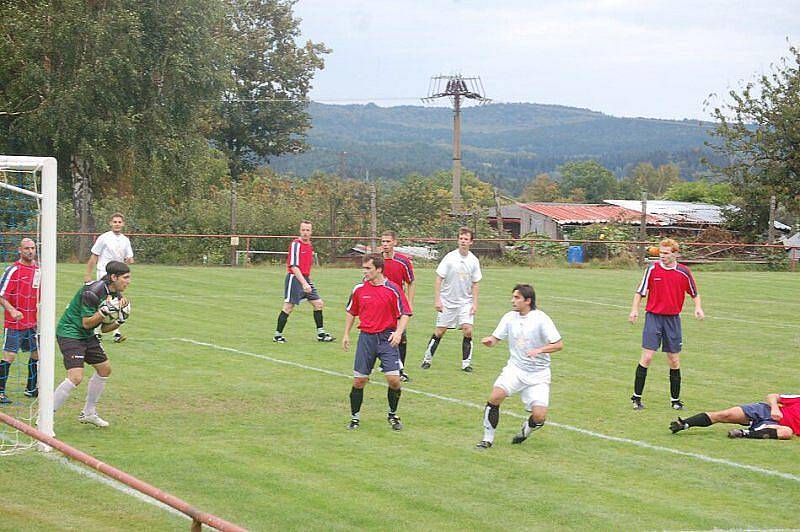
0, 156, 56, 454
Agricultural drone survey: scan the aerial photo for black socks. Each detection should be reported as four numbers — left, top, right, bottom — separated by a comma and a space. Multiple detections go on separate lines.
633, 364, 648, 397
276, 311, 289, 334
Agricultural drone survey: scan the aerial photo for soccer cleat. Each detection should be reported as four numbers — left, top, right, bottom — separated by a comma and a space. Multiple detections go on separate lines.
631, 395, 644, 410
113, 333, 126, 343
0, 393, 11, 405
727, 428, 746, 438
420, 359, 431, 370
475, 440, 493, 449
669, 418, 688, 434
347, 418, 360, 430
387, 414, 403, 431
671, 400, 684, 410
23, 388, 38, 398
79, 411, 109, 428
273, 335, 287, 344
317, 332, 335, 342
399, 371, 411, 383
462, 365, 474, 373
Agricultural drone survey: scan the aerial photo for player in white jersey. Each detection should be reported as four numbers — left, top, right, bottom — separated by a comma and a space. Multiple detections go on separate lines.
421, 227, 482, 372
476, 284, 563, 449
85, 213, 134, 342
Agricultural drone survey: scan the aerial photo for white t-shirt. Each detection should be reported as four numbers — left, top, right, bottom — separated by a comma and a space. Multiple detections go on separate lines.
491, 309, 562, 373
435, 249, 482, 308
92, 231, 133, 278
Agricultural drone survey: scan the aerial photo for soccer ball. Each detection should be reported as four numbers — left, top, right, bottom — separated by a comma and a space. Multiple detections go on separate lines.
100, 297, 126, 324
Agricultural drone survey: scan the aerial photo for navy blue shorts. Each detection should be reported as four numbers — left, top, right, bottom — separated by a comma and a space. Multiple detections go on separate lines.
283, 273, 320, 305
354, 331, 401, 377
740, 402, 782, 431
642, 312, 682, 353
3, 328, 38, 353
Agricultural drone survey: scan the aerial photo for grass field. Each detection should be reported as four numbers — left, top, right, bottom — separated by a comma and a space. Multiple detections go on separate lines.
2, 263, 799, 530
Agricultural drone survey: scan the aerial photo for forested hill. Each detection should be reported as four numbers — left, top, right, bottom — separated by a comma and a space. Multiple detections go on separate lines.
268, 102, 718, 194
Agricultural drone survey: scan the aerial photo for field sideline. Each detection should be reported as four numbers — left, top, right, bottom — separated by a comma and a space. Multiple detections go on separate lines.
2, 263, 799, 530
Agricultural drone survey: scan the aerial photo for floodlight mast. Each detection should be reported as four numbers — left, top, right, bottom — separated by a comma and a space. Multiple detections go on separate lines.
422, 75, 491, 216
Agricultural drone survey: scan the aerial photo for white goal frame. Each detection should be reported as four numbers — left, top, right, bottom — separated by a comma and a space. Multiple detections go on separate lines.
0, 156, 57, 447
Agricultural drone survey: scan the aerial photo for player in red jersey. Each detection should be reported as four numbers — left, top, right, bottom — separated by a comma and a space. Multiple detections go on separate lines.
628, 238, 704, 411
0, 238, 40, 403
670, 393, 800, 440
380, 230, 415, 382
273, 221, 334, 343
343, 254, 411, 431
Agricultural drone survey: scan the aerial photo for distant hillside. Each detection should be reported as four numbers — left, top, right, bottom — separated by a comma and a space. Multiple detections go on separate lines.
268, 102, 720, 195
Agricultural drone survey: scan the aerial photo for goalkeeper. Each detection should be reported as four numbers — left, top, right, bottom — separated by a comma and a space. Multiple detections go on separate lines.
53, 261, 131, 427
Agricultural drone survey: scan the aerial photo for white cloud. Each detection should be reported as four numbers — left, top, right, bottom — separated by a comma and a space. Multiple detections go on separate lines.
295, 0, 800, 118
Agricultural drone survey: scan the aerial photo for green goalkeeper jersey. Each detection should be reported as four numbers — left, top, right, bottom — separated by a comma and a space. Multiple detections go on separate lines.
56, 280, 112, 340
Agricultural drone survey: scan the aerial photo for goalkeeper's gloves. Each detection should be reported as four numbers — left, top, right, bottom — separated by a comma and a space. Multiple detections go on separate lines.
98, 300, 119, 318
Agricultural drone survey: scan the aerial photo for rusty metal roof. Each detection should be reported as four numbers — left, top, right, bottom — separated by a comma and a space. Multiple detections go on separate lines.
524, 203, 665, 225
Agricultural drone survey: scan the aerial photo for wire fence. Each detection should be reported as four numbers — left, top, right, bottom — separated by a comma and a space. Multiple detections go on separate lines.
1, 231, 798, 270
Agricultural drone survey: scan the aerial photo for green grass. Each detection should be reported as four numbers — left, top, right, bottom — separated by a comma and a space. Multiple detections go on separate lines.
2, 264, 799, 530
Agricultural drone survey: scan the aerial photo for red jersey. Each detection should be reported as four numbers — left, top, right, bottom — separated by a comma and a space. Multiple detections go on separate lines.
346, 279, 412, 334
286, 238, 314, 277
0, 260, 40, 330
382, 252, 414, 290
636, 261, 698, 315
778, 394, 800, 435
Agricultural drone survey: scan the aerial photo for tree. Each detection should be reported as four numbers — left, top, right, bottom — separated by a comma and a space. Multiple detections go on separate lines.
213, 0, 330, 181
629, 162, 681, 197
706, 43, 800, 238
0, 1, 228, 256
663, 180, 735, 205
557, 160, 618, 202
521, 173, 561, 202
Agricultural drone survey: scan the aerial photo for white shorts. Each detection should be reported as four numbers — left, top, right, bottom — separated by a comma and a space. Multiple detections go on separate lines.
435, 305, 474, 329
493, 363, 551, 410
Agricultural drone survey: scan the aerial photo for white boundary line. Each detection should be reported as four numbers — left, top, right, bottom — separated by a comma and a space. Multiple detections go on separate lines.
176, 338, 800, 484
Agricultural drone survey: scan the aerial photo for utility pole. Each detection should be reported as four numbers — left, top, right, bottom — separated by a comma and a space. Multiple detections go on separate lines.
640, 190, 648, 265
368, 169, 377, 252
422, 74, 490, 217
230, 179, 238, 266
767, 194, 777, 244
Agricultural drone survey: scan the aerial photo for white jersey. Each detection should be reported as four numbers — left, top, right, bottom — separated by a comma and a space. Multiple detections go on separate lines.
491, 309, 562, 373
435, 249, 482, 308
92, 230, 133, 278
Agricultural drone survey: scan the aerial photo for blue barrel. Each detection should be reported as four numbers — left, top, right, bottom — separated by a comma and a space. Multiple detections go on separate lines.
567, 245, 584, 264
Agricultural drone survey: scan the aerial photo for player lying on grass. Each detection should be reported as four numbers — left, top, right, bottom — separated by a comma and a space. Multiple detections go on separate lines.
476, 284, 563, 449
670, 393, 800, 439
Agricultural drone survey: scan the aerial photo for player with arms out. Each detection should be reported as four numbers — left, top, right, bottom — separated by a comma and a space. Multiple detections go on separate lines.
476, 284, 563, 449
85, 212, 134, 343
421, 227, 482, 372
53, 261, 131, 427
670, 393, 800, 440
0, 238, 41, 403
629, 238, 704, 411
380, 230, 415, 382
343, 254, 412, 431
273, 220, 334, 344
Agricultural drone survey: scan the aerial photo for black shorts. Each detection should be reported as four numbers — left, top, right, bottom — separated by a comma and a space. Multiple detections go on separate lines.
283, 273, 320, 305
354, 331, 401, 377
642, 312, 682, 353
57, 336, 108, 370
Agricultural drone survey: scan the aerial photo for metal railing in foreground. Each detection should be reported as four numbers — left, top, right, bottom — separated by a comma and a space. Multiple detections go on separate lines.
0, 412, 246, 532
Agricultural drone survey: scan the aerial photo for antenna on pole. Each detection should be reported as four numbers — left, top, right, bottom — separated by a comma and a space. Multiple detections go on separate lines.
422, 74, 491, 217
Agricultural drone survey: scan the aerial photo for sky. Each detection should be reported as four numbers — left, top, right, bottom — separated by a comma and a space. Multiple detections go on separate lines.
294, 0, 800, 120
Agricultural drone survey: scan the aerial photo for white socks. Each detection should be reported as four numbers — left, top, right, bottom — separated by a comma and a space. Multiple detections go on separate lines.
83, 374, 108, 415
53, 379, 76, 411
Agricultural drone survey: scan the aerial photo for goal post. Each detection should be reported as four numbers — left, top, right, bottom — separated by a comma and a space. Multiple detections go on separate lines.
0, 155, 57, 450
